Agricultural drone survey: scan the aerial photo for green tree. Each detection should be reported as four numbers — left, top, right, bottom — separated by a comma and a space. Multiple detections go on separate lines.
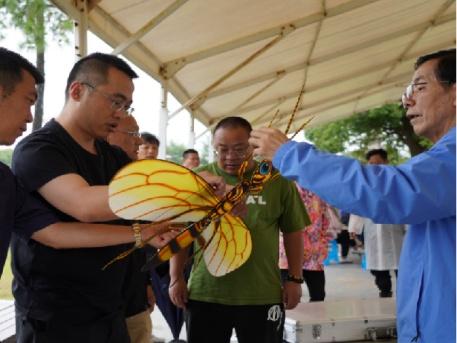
0, 0, 72, 130
0, 149, 13, 166
166, 141, 187, 164
199, 140, 210, 165
166, 141, 211, 166
304, 103, 431, 164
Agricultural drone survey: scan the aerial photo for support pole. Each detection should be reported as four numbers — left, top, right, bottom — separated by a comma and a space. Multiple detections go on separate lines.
74, 0, 88, 59
158, 82, 168, 159
188, 113, 195, 148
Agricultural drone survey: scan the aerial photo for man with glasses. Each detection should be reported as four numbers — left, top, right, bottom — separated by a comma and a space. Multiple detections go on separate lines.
108, 115, 142, 160
169, 116, 309, 343
107, 115, 160, 343
11, 53, 153, 342
249, 49, 455, 342
0, 48, 171, 280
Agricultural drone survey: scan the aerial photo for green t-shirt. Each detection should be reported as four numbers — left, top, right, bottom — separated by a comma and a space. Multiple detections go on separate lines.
189, 162, 310, 305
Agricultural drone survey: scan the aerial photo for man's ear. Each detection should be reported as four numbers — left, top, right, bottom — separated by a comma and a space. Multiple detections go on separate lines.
68, 81, 84, 101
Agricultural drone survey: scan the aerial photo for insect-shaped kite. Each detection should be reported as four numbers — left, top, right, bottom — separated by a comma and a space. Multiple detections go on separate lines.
105, 76, 314, 276
105, 158, 275, 276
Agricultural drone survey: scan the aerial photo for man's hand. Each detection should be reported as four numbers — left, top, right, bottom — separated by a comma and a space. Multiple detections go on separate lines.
198, 171, 226, 198
225, 184, 248, 218
283, 281, 302, 310
141, 221, 179, 248
169, 276, 188, 309
249, 128, 289, 161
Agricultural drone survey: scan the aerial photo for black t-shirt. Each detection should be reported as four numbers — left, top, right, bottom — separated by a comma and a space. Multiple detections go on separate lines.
12, 119, 132, 321
0, 162, 58, 278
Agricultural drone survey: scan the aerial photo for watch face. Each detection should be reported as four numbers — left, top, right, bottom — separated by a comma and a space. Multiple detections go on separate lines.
287, 274, 304, 284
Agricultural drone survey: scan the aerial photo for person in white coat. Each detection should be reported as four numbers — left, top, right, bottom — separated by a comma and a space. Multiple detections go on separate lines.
348, 149, 406, 297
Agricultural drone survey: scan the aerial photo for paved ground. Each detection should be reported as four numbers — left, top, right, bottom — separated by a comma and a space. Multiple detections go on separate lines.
150, 252, 398, 342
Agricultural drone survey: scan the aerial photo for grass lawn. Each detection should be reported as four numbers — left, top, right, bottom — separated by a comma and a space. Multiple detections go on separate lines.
0, 251, 13, 299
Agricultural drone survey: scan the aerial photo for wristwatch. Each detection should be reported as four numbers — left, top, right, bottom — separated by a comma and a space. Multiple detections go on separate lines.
132, 222, 144, 248
286, 273, 304, 284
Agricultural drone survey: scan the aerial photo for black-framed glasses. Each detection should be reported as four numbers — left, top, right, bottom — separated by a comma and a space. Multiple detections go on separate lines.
113, 129, 141, 137
214, 145, 250, 158
82, 82, 134, 115
401, 80, 452, 108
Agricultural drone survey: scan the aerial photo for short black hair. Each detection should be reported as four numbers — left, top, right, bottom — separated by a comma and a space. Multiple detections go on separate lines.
140, 132, 160, 146
415, 49, 455, 86
366, 148, 388, 161
0, 47, 43, 97
182, 148, 198, 159
65, 52, 138, 99
213, 116, 252, 135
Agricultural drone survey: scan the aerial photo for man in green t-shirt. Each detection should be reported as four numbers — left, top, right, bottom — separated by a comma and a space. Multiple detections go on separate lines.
169, 116, 309, 343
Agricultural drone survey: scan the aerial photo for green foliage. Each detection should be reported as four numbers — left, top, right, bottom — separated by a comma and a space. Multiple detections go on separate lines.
199, 141, 210, 166
166, 141, 187, 164
0, 0, 72, 51
0, 0, 72, 130
166, 141, 210, 166
0, 149, 13, 167
304, 103, 431, 164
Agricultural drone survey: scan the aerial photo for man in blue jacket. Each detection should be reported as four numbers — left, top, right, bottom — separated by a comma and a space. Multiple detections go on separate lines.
249, 49, 455, 343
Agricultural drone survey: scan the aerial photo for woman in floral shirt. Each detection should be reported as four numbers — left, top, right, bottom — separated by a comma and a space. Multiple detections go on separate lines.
279, 184, 337, 301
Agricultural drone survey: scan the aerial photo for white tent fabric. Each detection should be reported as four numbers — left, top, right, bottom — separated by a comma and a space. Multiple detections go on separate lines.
51, 0, 456, 133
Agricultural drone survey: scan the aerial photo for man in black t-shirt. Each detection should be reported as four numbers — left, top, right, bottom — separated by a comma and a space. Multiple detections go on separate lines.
11, 53, 164, 343
0, 48, 172, 283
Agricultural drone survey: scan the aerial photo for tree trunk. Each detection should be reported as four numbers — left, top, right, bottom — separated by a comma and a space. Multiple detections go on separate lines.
33, 2, 45, 132
33, 49, 45, 131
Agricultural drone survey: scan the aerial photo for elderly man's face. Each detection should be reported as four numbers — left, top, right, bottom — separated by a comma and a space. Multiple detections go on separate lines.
107, 116, 141, 160
404, 59, 456, 143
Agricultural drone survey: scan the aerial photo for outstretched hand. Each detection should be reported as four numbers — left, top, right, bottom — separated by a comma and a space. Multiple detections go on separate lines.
141, 221, 180, 248
249, 128, 289, 161
198, 171, 226, 198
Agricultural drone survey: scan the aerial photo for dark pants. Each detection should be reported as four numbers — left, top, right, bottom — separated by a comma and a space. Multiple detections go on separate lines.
280, 269, 325, 302
185, 300, 285, 343
15, 309, 130, 343
336, 230, 355, 257
370, 270, 397, 297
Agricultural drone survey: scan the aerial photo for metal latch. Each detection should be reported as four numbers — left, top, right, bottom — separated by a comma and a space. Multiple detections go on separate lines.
312, 324, 322, 339
365, 326, 397, 341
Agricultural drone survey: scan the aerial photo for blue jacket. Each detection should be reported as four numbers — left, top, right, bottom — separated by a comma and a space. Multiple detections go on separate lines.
273, 128, 456, 343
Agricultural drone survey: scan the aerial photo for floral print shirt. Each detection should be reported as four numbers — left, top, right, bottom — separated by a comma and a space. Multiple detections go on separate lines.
279, 185, 333, 271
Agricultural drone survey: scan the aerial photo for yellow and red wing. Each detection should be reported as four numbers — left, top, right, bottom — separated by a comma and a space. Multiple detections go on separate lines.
202, 215, 252, 277
108, 159, 252, 276
109, 159, 219, 223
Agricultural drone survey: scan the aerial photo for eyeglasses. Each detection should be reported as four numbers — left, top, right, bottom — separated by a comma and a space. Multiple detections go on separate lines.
214, 145, 250, 158
82, 82, 134, 115
113, 129, 141, 138
401, 80, 452, 108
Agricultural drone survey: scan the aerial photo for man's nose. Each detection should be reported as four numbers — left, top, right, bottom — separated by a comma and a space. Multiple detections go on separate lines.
402, 95, 415, 109
27, 108, 33, 123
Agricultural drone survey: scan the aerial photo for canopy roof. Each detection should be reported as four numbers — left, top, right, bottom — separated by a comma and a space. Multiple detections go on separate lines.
51, 0, 455, 133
